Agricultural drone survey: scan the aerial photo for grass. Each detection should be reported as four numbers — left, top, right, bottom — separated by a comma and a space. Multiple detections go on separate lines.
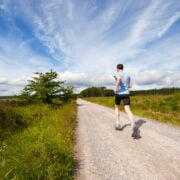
0, 101, 77, 180
84, 93, 180, 126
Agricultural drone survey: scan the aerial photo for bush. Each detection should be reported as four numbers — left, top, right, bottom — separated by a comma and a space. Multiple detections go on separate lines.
0, 105, 27, 141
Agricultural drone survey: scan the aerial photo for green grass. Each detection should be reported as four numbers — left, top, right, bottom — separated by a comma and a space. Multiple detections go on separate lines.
84, 93, 180, 126
0, 101, 77, 180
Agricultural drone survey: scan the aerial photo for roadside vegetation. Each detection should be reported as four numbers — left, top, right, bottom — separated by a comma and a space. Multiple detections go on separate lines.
82, 88, 180, 126
0, 70, 77, 179
80, 86, 180, 97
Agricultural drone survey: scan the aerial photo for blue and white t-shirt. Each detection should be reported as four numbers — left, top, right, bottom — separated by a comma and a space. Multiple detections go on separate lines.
115, 71, 131, 95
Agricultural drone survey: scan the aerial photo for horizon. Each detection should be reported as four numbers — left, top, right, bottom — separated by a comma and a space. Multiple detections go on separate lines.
0, 0, 180, 95
0, 87, 179, 97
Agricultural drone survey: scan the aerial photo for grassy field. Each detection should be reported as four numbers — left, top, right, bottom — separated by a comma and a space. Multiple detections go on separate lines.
0, 101, 77, 180
84, 93, 180, 126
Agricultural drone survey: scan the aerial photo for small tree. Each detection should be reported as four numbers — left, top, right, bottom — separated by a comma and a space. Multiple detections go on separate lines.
19, 70, 73, 104
61, 86, 74, 103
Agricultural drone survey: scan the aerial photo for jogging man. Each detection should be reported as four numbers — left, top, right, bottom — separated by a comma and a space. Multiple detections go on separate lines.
114, 64, 136, 136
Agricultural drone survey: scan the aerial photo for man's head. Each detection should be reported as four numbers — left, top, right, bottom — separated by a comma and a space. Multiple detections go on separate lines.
116, 64, 123, 71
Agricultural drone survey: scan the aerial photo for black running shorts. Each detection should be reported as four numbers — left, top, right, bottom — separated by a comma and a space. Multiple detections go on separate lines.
115, 94, 130, 105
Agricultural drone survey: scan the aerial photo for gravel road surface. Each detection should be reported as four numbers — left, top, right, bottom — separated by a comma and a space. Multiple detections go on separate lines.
74, 98, 180, 180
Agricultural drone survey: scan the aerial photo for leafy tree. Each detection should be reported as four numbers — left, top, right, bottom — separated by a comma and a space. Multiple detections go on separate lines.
19, 70, 74, 104
61, 86, 74, 103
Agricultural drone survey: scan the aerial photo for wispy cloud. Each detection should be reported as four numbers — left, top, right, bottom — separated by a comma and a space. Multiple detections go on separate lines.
0, 0, 180, 95
158, 12, 180, 37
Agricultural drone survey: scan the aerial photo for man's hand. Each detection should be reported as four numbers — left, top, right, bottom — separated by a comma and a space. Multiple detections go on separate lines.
128, 82, 132, 88
114, 87, 118, 93
114, 75, 117, 81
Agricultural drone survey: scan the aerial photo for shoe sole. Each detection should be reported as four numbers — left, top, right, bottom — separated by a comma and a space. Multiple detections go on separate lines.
115, 128, 122, 130
114, 126, 122, 131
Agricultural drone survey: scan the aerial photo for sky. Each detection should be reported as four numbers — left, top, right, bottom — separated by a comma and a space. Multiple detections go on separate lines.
0, 0, 180, 95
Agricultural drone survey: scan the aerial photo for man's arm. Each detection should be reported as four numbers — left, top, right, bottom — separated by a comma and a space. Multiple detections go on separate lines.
113, 75, 117, 81
128, 77, 132, 88
114, 77, 121, 93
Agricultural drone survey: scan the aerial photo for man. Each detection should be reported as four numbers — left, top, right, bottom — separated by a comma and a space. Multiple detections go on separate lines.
114, 64, 136, 136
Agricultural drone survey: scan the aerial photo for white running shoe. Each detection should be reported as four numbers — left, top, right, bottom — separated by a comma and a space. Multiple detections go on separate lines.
114, 123, 121, 130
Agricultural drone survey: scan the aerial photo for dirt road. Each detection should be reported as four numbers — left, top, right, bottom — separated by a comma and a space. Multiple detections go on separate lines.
74, 98, 180, 180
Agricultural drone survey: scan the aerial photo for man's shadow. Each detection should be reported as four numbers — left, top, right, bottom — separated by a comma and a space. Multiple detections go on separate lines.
132, 119, 146, 139
120, 119, 146, 139
76, 103, 85, 106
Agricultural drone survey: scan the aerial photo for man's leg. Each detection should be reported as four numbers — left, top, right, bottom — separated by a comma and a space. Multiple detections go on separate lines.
115, 104, 120, 126
114, 95, 122, 130
124, 105, 135, 128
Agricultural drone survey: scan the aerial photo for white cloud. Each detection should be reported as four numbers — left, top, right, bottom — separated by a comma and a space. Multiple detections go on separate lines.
0, 68, 179, 96
132, 70, 180, 86
0, 77, 29, 95
0, 0, 180, 95
11, 0, 179, 72
129, 0, 161, 46
158, 12, 180, 37
0, 1, 10, 13
59, 71, 90, 86
66, 0, 74, 20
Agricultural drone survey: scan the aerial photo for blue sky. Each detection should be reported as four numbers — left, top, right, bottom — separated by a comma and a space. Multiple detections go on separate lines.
0, 0, 180, 95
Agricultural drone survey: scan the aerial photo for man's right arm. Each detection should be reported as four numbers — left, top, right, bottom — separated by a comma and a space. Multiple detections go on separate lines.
128, 77, 132, 88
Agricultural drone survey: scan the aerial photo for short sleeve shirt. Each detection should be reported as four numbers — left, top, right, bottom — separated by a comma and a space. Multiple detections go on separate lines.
115, 71, 131, 95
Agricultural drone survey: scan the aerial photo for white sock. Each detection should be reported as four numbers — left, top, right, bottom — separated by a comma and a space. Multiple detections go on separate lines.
116, 121, 120, 126
131, 122, 135, 128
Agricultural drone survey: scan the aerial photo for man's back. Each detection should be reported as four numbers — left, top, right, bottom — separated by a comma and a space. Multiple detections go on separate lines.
115, 71, 130, 95
114, 64, 135, 135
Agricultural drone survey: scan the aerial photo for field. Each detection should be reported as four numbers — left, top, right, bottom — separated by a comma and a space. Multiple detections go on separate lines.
84, 93, 180, 126
0, 100, 77, 179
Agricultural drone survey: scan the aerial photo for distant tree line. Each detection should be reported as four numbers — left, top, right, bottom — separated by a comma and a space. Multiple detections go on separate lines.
79, 87, 180, 97
0, 96, 17, 99
79, 87, 114, 97
130, 87, 180, 96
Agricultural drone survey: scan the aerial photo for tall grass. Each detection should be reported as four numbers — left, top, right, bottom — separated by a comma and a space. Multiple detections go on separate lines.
0, 101, 77, 179
84, 93, 180, 126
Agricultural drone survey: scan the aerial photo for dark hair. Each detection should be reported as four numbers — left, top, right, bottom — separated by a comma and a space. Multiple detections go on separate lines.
116, 64, 123, 70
